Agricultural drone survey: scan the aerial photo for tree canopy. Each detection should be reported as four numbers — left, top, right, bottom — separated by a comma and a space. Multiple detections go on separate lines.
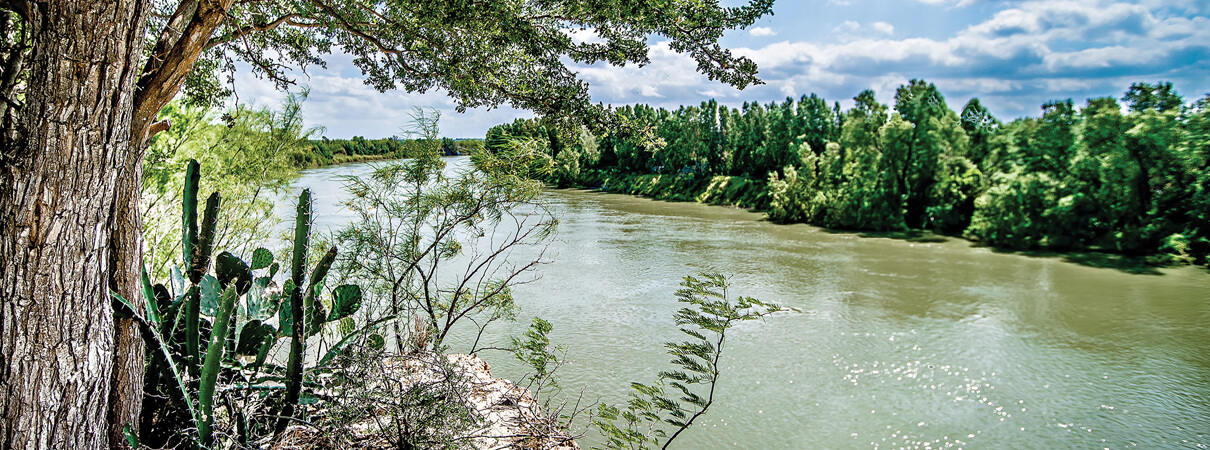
0, 0, 776, 145
137, 0, 773, 129
0, 0, 775, 447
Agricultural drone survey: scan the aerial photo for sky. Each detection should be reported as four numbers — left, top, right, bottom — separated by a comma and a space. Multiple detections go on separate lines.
232, 0, 1209, 139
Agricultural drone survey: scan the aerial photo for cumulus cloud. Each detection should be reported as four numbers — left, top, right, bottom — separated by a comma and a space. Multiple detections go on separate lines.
749, 26, 778, 36
573, 41, 736, 106
229, 54, 533, 138
833, 21, 896, 37
228, 0, 1210, 137
834, 20, 861, 33
721, 0, 1210, 117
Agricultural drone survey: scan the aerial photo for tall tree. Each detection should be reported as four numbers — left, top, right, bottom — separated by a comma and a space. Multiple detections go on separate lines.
0, 0, 772, 447
1123, 81, 1183, 113
960, 98, 998, 169
895, 79, 948, 228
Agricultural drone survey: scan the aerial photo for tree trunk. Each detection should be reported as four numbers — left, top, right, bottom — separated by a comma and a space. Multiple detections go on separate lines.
0, 1, 148, 448
107, 172, 145, 448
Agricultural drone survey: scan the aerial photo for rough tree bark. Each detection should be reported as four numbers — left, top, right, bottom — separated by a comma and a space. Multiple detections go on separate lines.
0, 1, 149, 448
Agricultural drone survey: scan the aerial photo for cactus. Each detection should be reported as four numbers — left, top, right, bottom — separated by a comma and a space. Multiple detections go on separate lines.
304, 246, 337, 337
198, 285, 240, 446
235, 320, 274, 356
278, 189, 313, 434
186, 191, 221, 378
183, 160, 200, 266
250, 247, 273, 270
215, 251, 253, 294
129, 162, 380, 448
185, 286, 201, 379
328, 284, 363, 322
191, 192, 221, 282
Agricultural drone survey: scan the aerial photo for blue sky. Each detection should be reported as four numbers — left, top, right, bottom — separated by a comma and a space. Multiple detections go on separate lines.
233, 0, 1209, 138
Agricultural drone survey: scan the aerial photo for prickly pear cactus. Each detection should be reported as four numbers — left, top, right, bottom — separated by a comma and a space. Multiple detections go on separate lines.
250, 247, 273, 270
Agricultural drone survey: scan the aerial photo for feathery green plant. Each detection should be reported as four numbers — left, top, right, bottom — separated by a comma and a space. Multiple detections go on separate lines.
595, 273, 784, 450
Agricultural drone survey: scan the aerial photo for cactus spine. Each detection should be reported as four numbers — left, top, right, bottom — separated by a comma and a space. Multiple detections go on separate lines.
277, 188, 312, 434
183, 160, 200, 266
198, 285, 239, 446
186, 192, 220, 378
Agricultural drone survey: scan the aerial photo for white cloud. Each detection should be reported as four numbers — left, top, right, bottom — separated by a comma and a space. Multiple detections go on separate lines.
224, 0, 1210, 136
835, 20, 861, 33
833, 20, 895, 37
742, 0, 1209, 80
564, 27, 604, 44
573, 41, 731, 106
228, 55, 535, 138
749, 26, 778, 37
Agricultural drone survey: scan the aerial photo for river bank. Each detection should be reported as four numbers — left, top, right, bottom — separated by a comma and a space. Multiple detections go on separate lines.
289, 158, 1210, 449
276, 353, 579, 449
578, 169, 768, 210
565, 168, 1202, 272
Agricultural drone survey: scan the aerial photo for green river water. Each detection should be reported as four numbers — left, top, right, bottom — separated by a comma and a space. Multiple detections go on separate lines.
288, 158, 1210, 449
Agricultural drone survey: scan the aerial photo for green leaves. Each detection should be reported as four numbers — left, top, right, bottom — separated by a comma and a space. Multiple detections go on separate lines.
315, 316, 396, 368
510, 317, 559, 387
327, 284, 362, 322
336, 115, 557, 354
594, 272, 784, 450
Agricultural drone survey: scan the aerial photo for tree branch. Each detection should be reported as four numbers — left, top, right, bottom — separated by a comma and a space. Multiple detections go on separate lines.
133, 0, 236, 141
205, 13, 320, 50
0, 0, 28, 19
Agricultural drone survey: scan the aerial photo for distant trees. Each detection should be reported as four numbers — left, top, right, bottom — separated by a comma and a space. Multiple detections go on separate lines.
490, 80, 1210, 267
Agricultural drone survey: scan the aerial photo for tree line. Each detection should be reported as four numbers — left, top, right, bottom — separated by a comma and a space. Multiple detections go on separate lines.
487, 80, 1210, 267
310, 135, 477, 161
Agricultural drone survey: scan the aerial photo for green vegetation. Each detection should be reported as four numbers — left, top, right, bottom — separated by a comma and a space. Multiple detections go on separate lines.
309, 135, 479, 163
142, 94, 320, 279
119, 161, 379, 448
130, 104, 780, 447
130, 159, 770, 449
0, 0, 787, 446
131, 105, 564, 448
333, 108, 557, 355
489, 81, 1210, 267
140, 95, 482, 280
595, 273, 784, 450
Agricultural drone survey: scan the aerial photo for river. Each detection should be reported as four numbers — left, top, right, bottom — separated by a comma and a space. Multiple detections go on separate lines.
286, 158, 1210, 449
